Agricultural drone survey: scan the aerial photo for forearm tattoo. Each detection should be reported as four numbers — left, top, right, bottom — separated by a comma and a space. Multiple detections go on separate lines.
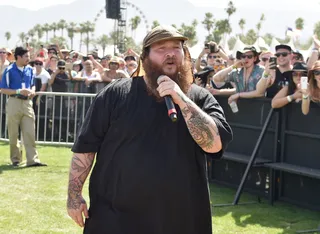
181, 101, 219, 150
67, 153, 95, 209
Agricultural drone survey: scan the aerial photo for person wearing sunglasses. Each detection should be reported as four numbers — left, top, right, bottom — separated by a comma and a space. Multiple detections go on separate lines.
259, 51, 273, 67
258, 44, 293, 99
213, 46, 265, 104
301, 61, 320, 115
195, 41, 228, 72
271, 62, 307, 109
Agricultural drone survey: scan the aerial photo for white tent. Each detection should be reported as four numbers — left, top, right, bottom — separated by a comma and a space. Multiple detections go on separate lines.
270, 37, 281, 54
218, 34, 231, 55
232, 36, 247, 58
189, 42, 204, 59
253, 37, 270, 52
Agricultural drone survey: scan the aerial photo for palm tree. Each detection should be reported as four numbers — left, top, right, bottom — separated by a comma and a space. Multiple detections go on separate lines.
96, 34, 110, 56
256, 13, 266, 36
239, 18, 246, 35
58, 19, 67, 37
28, 29, 35, 41
295, 17, 304, 30
179, 19, 198, 47
42, 23, 51, 43
202, 12, 215, 37
78, 23, 86, 52
129, 16, 141, 39
314, 22, 320, 40
151, 20, 160, 29
82, 21, 95, 54
67, 22, 77, 50
18, 32, 27, 45
225, 1, 236, 21
33, 24, 43, 41
4, 32, 11, 45
51, 22, 58, 37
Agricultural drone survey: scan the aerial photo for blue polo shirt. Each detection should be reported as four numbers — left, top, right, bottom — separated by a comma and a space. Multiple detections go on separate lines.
0, 63, 34, 90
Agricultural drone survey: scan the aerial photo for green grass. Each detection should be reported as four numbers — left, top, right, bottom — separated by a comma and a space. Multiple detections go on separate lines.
0, 142, 319, 234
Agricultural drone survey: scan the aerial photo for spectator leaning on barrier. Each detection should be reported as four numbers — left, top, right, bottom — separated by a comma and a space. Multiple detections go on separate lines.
271, 62, 308, 109
213, 46, 264, 104
257, 44, 293, 99
0, 46, 46, 167
301, 61, 320, 115
102, 56, 129, 83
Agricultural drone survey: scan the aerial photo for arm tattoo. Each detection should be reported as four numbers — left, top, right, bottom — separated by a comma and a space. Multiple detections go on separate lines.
67, 153, 95, 210
181, 101, 220, 151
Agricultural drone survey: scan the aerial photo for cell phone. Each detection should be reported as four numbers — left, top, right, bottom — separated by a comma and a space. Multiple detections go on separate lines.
65, 63, 73, 70
50, 44, 57, 50
301, 76, 308, 90
269, 57, 277, 69
82, 56, 89, 62
204, 43, 209, 49
209, 44, 216, 53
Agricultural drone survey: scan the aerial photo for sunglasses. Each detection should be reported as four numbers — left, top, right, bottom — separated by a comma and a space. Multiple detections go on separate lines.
109, 62, 118, 65
313, 70, 320, 76
275, 52, 289, 57
241, 54, 254, 59
261, 57, 269, 62
0, 51, 6, 54
58, 67, 65, 70
127, 64, 136, 67
35, 62, 43, 66
208, 55, 220, 59
292, 71, 307, 77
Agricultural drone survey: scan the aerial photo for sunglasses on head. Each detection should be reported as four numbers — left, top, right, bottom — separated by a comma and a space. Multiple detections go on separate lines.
35, 62, 43, 66
261, 57, 269, 62
275, 52, 289, 57
241, 54, 254, 59
313, 70, 320, 76
58, 67, 65, 70
208, 55, 220, 59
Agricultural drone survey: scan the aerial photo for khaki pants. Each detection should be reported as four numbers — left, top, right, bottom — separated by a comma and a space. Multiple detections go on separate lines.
6, 97, 40, 165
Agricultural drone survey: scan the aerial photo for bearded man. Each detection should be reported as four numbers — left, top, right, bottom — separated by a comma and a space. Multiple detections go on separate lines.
66, 25, 232, 234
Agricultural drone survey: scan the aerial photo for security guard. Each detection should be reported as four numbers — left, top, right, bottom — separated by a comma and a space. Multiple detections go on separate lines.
0, 47, 46, 167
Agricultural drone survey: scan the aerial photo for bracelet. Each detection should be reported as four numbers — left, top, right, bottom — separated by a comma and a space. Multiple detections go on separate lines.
16, 89, 20, 95
263, 73, 270, 78
302, 94, 309, 99
232, 65, 237, 70
286, 95, 292, 103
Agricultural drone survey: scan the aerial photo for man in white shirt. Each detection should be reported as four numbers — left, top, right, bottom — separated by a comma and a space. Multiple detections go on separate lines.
0, 47, 10, 81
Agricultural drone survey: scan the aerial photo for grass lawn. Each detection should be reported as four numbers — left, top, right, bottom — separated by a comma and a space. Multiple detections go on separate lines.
0, 142, 319, 234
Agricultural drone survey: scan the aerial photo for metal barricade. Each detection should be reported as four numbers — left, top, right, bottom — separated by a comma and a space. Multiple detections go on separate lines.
0, 92, 96, 146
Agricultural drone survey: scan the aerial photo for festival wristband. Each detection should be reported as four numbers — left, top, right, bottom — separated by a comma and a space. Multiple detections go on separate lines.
286, 95, 292, 102
302, 94, 309, 99
263, 73, 270, 79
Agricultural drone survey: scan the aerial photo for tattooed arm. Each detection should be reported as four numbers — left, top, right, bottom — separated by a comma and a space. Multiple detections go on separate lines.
67, 152, 95, 227
157, 76, 222, 153
179, 96, 222, 153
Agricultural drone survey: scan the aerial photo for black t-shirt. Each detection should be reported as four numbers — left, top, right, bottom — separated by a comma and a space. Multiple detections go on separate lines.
51, 72, 69, 92
266, 68, 292, 98
72, 77, 232, 234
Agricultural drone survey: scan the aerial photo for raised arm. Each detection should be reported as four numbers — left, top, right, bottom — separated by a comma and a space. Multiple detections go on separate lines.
67, 152, 95, 227
157, 76, 222, 153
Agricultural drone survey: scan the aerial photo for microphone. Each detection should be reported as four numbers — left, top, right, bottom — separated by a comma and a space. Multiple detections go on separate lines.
157, 75, 178, 122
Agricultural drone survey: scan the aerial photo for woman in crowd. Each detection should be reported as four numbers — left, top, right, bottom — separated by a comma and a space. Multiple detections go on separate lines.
271, 62, 307, 109
301, 61, 320, 115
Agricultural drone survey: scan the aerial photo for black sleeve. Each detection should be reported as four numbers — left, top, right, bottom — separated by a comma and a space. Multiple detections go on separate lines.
71, 87, 113, 153
198, 88, 233, 159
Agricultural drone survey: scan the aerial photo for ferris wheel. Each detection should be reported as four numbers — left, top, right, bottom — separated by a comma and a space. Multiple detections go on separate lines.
92, 1, 150, 36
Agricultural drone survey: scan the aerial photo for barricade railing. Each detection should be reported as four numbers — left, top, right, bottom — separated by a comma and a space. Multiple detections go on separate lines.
0, 92, 96, 146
